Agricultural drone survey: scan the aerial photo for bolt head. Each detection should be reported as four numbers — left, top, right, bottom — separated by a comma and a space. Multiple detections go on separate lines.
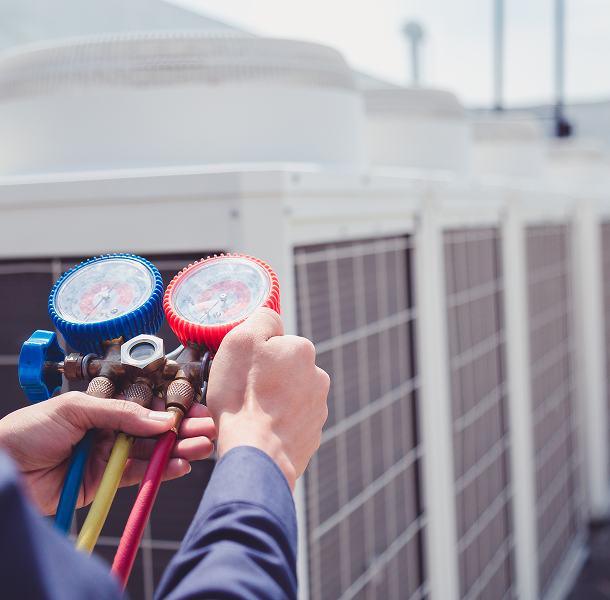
121, 335, 165, 375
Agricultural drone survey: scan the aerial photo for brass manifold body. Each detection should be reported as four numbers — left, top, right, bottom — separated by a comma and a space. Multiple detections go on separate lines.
44, 335, 211, 424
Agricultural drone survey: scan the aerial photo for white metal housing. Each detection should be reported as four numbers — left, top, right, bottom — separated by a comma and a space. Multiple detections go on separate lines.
361, 86, 472, 173
546, 138, 610, 190
471, 118, 546, 179
0, 32, 367, 174
0, 164, 605, 600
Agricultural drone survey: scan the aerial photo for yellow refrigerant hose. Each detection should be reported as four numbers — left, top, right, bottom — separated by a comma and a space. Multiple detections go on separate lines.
76, 432, 134, 554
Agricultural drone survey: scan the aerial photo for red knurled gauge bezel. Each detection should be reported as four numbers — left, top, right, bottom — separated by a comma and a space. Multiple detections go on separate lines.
163, 254, 280, 352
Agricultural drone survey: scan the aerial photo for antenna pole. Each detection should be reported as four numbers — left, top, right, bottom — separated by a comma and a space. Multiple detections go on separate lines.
412, 37, 420, 86
403, 22, 424, 87
555, 0, 571, 136
494, 0, 504, 111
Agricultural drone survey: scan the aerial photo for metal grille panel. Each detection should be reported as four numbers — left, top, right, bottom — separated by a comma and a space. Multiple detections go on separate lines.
444, 228, 515, 600
0, 253, 220, 600
296, 236, 426, 600
525, 225, 580, 596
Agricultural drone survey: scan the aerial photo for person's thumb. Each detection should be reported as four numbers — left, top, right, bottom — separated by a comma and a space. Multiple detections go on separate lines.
48, 392, 174, 437
218, 307, 284, 353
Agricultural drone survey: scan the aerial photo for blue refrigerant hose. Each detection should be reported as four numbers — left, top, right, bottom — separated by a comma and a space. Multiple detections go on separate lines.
54, 376, 116, 534
54, 429, 97, 534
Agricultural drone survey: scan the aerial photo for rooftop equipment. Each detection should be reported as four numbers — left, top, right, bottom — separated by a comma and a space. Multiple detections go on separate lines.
471, 117, 546, 179
0, 31, 366, 175
546, 137, 610, 188
361, 83, 472, 173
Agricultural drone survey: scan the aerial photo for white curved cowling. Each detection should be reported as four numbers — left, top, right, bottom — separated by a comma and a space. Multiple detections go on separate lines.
362, 86, 471, 173
0, 31, 366, 174
471, 118, 546, 179
546, 138, 610, 188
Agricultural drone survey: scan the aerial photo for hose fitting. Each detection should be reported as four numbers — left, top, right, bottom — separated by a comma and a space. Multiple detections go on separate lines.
125, 381, 153, 409
165, 379, 195, 435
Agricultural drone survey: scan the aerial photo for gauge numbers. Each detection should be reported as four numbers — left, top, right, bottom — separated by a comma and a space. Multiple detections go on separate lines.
55, 258, 155, 324
172, 258, 270, 326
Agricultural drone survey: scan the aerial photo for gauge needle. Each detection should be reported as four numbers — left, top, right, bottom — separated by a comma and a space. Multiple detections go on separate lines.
85, 282, 118, 319
218, 285, 237, 304
196, 285, 236, 322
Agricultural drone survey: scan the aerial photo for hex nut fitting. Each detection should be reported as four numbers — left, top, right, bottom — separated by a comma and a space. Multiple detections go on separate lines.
64, 353, 84, 381
120, 335, 165, 376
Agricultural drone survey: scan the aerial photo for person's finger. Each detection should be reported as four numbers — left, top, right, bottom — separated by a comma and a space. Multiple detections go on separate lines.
150, 396, 209, 414
161, 458, 192, 482
265, 333, 317, 365
184, 403, 212, 419
151, 396, 165, 412
119, 457, 191, 487
172, 437, 215, 461
151, 392, 212, 420
130, 399, 215, 439
220, 307, 284, 347
316, 366, 331, 396
129, 438, 157, 461
47, 393, 175, 437
178, 415, 217, 440
131, 435, 214, 461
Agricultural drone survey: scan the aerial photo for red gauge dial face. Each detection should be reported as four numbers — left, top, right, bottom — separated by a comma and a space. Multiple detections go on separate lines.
170, 257, 271, 327
194, 280, 251, 322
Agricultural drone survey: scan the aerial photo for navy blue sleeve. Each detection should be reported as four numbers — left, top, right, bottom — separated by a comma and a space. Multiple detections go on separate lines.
154, 446, 298, 600
0, 450, 123, 600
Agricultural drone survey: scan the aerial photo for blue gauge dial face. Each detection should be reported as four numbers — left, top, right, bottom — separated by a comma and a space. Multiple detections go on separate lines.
171, 258, 270, 326
55, 258, 155, 324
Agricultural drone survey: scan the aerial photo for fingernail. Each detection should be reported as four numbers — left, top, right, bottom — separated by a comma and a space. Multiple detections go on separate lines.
148, 411, 173, 422
187, 463, 192, 474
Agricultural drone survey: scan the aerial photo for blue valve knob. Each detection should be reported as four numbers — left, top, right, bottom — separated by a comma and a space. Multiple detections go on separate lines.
19, 330, 66, 403
48, 254, 164, 356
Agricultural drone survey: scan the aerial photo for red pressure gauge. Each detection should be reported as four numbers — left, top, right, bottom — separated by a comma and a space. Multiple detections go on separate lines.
164, 255, 280, 352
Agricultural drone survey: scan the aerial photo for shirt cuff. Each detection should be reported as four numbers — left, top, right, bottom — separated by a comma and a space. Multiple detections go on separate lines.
189, 446, 298, 556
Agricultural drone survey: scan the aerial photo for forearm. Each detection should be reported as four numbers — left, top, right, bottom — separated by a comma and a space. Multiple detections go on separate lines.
154, 446, 298, 600
0, 450, 122, 600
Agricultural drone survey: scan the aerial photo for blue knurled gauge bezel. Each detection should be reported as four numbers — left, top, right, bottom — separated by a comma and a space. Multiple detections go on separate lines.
48, 254, 164, 356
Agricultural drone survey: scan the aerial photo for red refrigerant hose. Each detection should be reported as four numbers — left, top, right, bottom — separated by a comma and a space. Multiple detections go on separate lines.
111, 429, 176, 590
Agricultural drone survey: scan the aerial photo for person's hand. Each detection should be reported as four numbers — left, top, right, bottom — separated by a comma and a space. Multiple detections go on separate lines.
206, 308, 329, 491
0, 393, 216, 515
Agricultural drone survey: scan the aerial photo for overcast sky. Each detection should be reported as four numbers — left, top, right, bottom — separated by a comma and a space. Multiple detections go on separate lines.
170, 0, 610, 109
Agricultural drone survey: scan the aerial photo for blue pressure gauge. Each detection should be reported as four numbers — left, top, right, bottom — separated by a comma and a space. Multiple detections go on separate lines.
49, 254, 164, 355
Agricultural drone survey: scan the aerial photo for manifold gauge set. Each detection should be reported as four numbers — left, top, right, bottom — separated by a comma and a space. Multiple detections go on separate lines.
18, 253, 280, 590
